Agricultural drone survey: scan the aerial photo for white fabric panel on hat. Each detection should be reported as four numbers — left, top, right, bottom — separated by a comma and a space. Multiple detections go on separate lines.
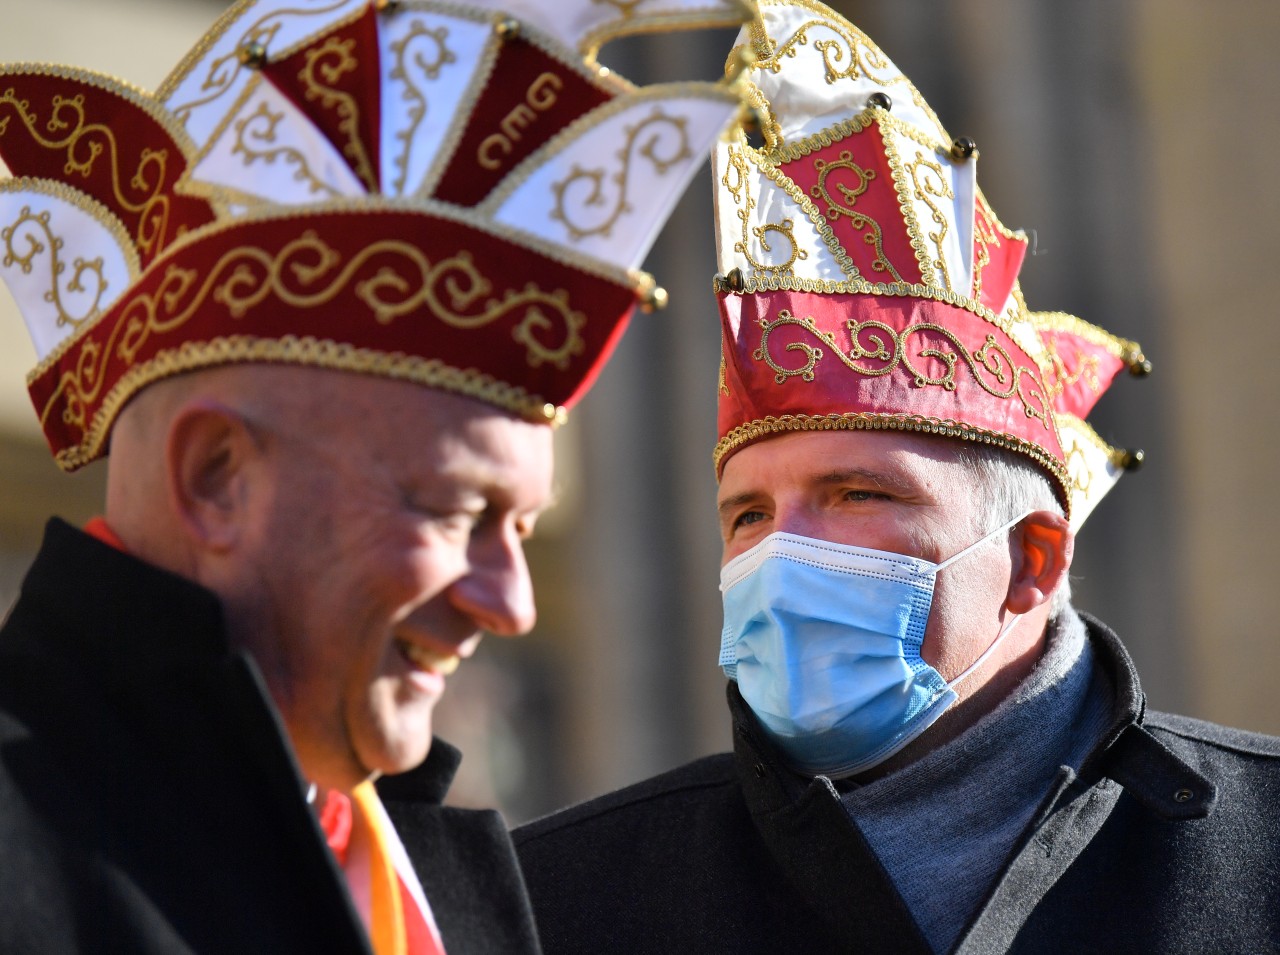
458, 0, 748, 58
186, 74, 367, 207
487, 89, 739, 271
1056, 412, 1124, 531
160, 0, 370, 149
0, 182, 138, 362
747, 1, 948, 147
377, 9, 495, 198
711, 141, 848, 283
883, 122, 973, 296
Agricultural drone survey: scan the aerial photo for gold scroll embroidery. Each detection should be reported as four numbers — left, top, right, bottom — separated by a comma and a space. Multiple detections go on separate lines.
388, 19, 455, 195
1041, 337, 1101, 401
232, 99, 341, 198
551, 107, 691, 241
46, 231, 586, 435
0, 87, 172, 257
906, 150, 953, 293
751, 308, 1050, 428
749, 16, 897, 87
165, 0, 355, 127
810, 149, 901, 282
721, 145, 807, 277
297, 35, 377, 193
2, 204, 110, 328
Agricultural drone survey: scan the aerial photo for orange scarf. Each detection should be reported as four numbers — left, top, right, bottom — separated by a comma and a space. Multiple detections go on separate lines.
318, 782, 443, 955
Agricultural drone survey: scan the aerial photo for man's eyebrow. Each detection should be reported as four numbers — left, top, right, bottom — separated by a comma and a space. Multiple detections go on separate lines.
717, 467, 915, 517
811, 467, 915, 494
717, 490, 761, 519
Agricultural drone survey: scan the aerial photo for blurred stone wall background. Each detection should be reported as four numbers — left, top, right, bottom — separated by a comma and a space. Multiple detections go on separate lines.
1, 0, 1277, 824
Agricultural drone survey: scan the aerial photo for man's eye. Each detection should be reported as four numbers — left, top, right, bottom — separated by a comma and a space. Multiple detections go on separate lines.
843, 489, 882, 503
733, 510, 767, 529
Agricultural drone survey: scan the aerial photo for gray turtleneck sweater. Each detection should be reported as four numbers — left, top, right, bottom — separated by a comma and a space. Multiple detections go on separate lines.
838, 610, 1114, 954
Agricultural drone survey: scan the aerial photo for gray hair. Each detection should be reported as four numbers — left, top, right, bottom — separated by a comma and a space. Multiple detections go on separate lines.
954, 442, 1072, 618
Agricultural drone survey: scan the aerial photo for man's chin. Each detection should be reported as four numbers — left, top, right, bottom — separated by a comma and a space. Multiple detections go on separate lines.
358, 730, 435, 781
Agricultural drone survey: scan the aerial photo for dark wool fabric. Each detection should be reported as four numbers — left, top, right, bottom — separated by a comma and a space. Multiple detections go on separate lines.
0, 519, 542, 955
515, 614, 1280, 955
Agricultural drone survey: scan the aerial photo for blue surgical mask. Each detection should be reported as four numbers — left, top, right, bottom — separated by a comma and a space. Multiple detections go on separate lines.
718, 513, 1029, 778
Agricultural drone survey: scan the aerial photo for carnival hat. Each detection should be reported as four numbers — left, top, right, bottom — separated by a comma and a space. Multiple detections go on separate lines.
711, 0, 1148, 527
0, 0, 749, 470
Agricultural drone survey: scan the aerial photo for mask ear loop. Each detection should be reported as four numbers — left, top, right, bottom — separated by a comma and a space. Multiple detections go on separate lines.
935, 510, 1034, 688
934, 509, 1033, 572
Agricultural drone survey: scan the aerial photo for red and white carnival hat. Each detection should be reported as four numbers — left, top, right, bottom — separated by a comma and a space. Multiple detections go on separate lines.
0, 0, 749, 470
711, 0, 1149, 527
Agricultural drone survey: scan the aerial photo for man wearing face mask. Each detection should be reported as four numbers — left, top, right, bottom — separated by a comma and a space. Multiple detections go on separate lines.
514, 3, 1280, 953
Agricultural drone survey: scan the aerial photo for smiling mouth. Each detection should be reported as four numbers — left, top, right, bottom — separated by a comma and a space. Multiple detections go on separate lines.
397, 640, 461, 676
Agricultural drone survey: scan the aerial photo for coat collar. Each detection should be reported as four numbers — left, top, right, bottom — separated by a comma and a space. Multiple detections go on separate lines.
3, 518, 229, 679
724, 611, 1216, 950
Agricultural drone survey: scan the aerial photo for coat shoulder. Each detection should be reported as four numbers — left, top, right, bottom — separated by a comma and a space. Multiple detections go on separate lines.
513, 752, 738, 846
1145, 710, 1280, 761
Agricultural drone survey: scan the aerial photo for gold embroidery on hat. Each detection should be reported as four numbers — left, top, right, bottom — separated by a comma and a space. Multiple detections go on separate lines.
744, 0, 950, 145
388, 18, 456, 195
49, 334, 566, 472
1030, 310, 1144, 365
971, 195, 998, 302
749, 14, 894, 87
163, 0, 358, 128
751, 308, 1050, 429
233, 98, 343, 198
1055, 412, 1126, 501
0, 87, 174, 257
413, 11, 507, 201
722, 146, 807, 277
1041, 337, 1101, 401
43, 230, 588, 437
478, 71, 570, 172
906, 150, 953, 293
479, 82, 736, 214
719, 354, 730, 396
2, 205, 110, 330
550, 107, 691, 241
810, 150, 902, 282
298, 34, 377, 192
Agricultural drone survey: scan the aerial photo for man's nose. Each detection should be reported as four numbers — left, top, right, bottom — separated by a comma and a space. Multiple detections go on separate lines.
448, 528, 537, 637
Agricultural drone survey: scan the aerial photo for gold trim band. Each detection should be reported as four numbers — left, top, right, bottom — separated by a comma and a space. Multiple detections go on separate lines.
713, 410, 1071, 516
50, 333, 566, 472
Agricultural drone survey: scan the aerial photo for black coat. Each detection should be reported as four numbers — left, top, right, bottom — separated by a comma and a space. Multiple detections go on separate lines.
0, 519, 542, 955
515, 616, 1280, 954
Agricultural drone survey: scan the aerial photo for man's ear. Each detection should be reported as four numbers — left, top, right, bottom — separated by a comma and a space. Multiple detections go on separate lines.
165, 400, 264, 553
1007, 510, 1074, 614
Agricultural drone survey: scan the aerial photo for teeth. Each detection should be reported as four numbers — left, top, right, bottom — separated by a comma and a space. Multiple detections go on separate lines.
400, 642, 460, 675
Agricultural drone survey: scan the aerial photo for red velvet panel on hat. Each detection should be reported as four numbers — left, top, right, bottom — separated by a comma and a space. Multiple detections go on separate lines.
0, 71, 216, 265
1039, 326, 1130, 420
29, 208, 635, 467
430, 36, 613, 207
778, 123, 923, 286
716, 289, 1065, 476
972, 194, 1027, 314
264, 6, 384, 194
